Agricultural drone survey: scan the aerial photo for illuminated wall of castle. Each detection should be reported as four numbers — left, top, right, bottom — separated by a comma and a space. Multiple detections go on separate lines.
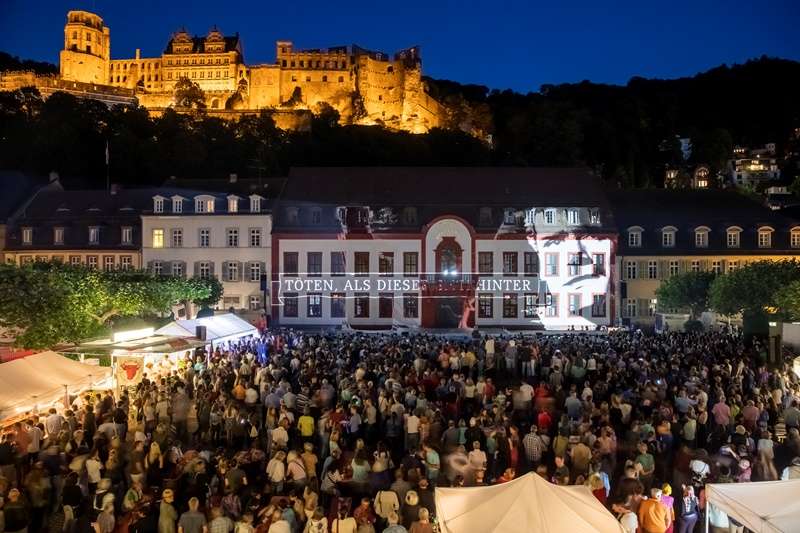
2, 10, 445, 132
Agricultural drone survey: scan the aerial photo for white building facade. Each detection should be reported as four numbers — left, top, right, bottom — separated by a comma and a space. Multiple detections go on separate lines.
142, 191, 271, 316
271, 168, 616, 330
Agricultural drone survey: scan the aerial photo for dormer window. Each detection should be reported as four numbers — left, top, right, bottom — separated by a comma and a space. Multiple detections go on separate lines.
503, 208, 516, 225
195, 196, 215, 213
479, 207, 493, 226
88, 226, 100, 245
662, 226, 677, 248
250, 195, 262, 212
726, 227, 742, 248
402, 207, 418, 225
54, 227, 64, 245
227, 196, 239, 213
758, 227, 774, 248
544, 209, 556, 225
524, 208, 536, 226
589, 209, 600, 225
310, 208, 322, 224
172, 197, 183, 213
567, 209, 579, 225
791, 228, 800, 248
628, 227, 643, 248
22, 227, 32, 245
153, 197, 164, 213
286, 207, 299, 225
695, 227, 710, 248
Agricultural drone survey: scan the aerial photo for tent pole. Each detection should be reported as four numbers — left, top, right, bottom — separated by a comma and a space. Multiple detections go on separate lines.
705, 500, 710, 533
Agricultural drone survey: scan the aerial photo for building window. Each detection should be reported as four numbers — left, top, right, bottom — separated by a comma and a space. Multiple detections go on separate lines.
592, 253, 605, 275
567, 253, 581, 276
478, 294, 493, 318
355, 252, 369, 276
379, 293, 393, 318
226, 261, 239, 282
545, 253, 559, 276
402, 207, 418, 225
591, 294, 606, 317
53, 227, 64, 245
21, 227, 32, 245
712, 260, 722, 274
283, 293, 298, 317
171, 228, 183, 247
479, 207, 493, 226
88, 226, 100, 245
307, 293, 322, 317
152, 229, 164, 248
379, 252, 394, 277
524, 252, 538, 276
727, 260, 739, 273
544, 209, 556, 225
172, 198, 183, 213
20, 255, 33, 265
647, 260, 658, 279
354, 293, 370, 318
589, 209, 600, 225
250, 262, 261, 282
286, 207, 299, 225
662, 230, 675, 248
331, 252, 346, 276
567, 209, 579, 225
727, 229, 741, 248
403, 293, 418, 318
172, 262, 184, 277
103, 256, 115, 272
154, 197, 164, 213
69, 255, 81, 266
502, 252, 518, 276
331, 293, 346, 318
120, 255, 132, 270
199, 262, 211, 279
524, 208, 536, 226
669, 260, 680, 276
250, 295, 262, 311
628, 230, 641, 247
226, 228, 239, 247
121, 226, 132, 245
307, 252, 322, 277
758, 229, 772, 248
567, 294, 581, 316
691, 260, 701, 272
250, 196, 261, 212
284, 252, 299, 276
151, 259, 162, 275
623, 298, 637, 318
310, 208, 322, 225
199, 228, 210, 247
523, 293, 539, 318
403, 252, 418, 277
478, 252, 493, 275
195, 197, 215, 213
791, 229, 800, 248
503, 208, 516, 225
545, 294, 559, 317
247, 228, 261, 248
625, 260, 637, 279
695, 229, 709, 248
503, 293, 518, 318
648, 299, 657, 317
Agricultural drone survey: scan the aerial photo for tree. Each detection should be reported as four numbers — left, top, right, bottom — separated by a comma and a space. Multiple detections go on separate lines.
174, 77, 206, 111
0, 262, 223, 348
775, 279, 800, 320
655, 271, 716, 318
709, 260, 800, 318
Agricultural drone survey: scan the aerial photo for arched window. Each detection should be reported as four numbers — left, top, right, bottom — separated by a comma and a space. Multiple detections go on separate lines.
758, 226, 774, 248
791, 227, 800, 249
726, 226, 742, 248
627, 226, 643, 248
694, 226, 710, 248
661, 226, 677, 248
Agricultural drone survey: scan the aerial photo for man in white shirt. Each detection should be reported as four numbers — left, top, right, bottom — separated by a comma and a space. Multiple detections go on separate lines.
45, 408, 64, 441
405, 412, 420, 451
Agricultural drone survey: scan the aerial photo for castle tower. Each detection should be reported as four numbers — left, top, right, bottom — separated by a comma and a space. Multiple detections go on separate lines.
59, 10, 110, 84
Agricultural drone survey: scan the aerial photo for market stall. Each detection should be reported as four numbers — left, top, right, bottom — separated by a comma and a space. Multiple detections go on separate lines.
705, 479, 800, 533
0, 351, 111, 422
435, 472, 624, 533
155, 313, 258, 346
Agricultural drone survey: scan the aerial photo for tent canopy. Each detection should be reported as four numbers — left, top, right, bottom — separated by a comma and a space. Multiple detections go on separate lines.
706, 480, 800, 533
155, 313, 257, 343
0, 351, 111, 420
435, 472, 624, 533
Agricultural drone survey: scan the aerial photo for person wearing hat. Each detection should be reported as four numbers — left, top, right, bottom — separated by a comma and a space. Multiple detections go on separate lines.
159, 489, 178, 533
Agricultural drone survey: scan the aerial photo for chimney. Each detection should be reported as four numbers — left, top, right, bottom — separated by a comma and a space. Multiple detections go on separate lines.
229, 173, 238, 184
135, 48, 141, 61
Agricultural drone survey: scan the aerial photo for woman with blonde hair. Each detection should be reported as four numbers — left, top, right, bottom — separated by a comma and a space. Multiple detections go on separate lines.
401, 490, 420, 529
659, 483, 676, 533
409, 507, 433, 533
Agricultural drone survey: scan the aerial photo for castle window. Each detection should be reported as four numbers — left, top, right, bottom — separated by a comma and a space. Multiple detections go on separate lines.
378, 95, 382, 101
290, 61, 295, 67
167, 73, 172, 80
86, 45, 91, 53
192, 59, 196, 64
300, 60, 304, 67
282, 60, 287, 67
86, 32, 91, 40
72, 31, 77, 39
322, 75, 328, 82
341, 61, 346, 68
306, 76, 311, 82
123, 64, 127, 70
123, 76, 126, 82
291, 76, 297, 82
155, 74, 158, 81
387, 66, 394, 73
338, 76, 344, 83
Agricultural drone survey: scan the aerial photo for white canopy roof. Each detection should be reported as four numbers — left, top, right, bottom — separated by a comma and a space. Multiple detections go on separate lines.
435, 472, 624, 533
155, 313, 257, 343
706, 480, 800, 533
0, 351, 111, 420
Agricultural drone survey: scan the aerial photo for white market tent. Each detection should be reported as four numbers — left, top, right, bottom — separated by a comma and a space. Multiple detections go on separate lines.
0, 351, 111, 421
155, 313, 257, 344
705, 480, 800, 533
435, 472, 624, 533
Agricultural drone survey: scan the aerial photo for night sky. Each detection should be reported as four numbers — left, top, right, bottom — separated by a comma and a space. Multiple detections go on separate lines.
2, 0, 798, 92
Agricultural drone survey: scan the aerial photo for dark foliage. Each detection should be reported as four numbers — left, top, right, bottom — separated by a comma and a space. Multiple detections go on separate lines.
0, 51, 58, 75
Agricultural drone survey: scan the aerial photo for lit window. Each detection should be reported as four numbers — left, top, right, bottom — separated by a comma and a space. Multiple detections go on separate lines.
791, 229, 800, 249
121, 226, 132, 245
195, 197, 215, 213
88, 226, 100, 245
152, 229, 164, 248
21, 227, 32, 245
54, 227, 64, 245
228, 197, 238, 213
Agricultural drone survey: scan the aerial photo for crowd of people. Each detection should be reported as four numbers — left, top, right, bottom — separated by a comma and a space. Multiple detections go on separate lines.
0, 326, 799, 533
